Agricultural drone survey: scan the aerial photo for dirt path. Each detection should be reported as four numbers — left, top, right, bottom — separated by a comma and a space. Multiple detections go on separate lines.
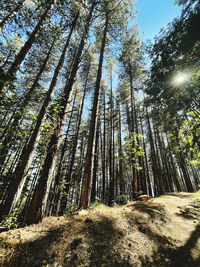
0, 191, 200, 266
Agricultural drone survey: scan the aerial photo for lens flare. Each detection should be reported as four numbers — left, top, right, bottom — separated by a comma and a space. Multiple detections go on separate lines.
172, 72, 189, 86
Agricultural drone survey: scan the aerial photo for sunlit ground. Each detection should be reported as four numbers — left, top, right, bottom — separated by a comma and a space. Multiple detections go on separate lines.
172, 72, 189, 86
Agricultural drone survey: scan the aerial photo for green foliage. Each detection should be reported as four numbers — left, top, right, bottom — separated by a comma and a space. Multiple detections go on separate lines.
146, 5, 200, 114
0, 214, 18, 230
145, 1, 200, 174
122, 132, 145, 169
178, 112, 200, 165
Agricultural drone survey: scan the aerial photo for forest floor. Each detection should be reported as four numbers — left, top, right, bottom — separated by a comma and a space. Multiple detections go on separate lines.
0, 191, 200, 267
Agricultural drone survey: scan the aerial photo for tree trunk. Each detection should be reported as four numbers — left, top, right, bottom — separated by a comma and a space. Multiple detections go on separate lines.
108, 79, 114, 206
26, 3, 96, 224
140, 112, 152, 196
0, 15, 77, 219
101, 88, 106, 201
90, 117, 100, 203
60, 66, 89, 212
0, 37, 55, 167
47, 87, 78, 216
117, 102, 125, 194
80, 12, 109, 209
165, 132, 182, 191
129, 66, 137, 198
145, 107, 163, 195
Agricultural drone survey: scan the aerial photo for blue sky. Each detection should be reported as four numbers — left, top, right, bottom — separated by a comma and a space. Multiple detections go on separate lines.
135, 0, 182, 41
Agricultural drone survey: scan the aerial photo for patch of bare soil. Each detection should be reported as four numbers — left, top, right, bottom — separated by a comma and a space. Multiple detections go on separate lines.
0, 191, 200, 267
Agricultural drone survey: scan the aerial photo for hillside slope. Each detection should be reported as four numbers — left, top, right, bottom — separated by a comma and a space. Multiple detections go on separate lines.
0, 192, 200, 267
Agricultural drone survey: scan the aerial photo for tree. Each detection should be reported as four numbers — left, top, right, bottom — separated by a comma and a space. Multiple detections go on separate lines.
145, 2, 200, 192
119, 28, 144, 197
26, 1, 97, 224
80, 0, 134, 208
0, 9, 79, 219
0, 0, 55, 97
80, 7, 109, 209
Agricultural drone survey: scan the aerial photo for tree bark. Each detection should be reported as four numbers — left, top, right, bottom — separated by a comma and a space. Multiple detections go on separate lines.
26, 3, 96, 224
60, 66, 89, 212
90, 117, 100, 203
0, 15, 78, 219
80, 12, 109, 209
0, 37, 55, 167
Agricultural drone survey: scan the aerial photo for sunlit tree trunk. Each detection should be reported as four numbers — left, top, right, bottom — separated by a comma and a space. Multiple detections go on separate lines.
80, 12, 109, 209
90, 117, 100, 203
26, 3, 96, 224
0, 37, 56, 167
101, 87, 106, 201
0, 15, 78, 219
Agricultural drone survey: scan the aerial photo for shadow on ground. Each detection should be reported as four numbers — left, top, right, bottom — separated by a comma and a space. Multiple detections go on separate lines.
127, 202, 166, 222
2, 197, 200, 267
85, 216, 132, 267
2, 227, 64, 266
139, 223, 200, 267
176, 200, 200, 220
125, 200, 200, 267
1, 216, 132, 267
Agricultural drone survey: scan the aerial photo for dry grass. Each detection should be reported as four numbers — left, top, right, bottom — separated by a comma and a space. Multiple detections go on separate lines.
0, 191, 200, 266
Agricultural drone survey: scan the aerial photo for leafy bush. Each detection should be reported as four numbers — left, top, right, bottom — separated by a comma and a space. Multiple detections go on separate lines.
0, 214, 18, 230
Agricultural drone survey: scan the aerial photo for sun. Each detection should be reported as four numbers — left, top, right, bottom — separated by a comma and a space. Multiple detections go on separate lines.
172, 72, 189, 86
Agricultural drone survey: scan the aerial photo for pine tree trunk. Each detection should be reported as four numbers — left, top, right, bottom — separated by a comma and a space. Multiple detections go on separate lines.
26, 4, 96, 224
0, 16, 77, 219
177, 151, 194, 192
47, 87, 78, 216
101, 88, 106, 201
165, 132, 182, 191
140, 112, 152, 196
60, 67, 89, 211
108, 81, 114, 206
0, 38, 55, 167
157, 128, 173, 192
90, 117, 100, 203
117, 102, 125, 194
129, 66, 138, 198
80, 13, 109, 209
146, 107, 163, 195
151, 119, 166, 192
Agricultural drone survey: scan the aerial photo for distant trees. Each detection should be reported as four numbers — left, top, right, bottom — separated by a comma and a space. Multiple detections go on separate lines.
145, 0, 200, 192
